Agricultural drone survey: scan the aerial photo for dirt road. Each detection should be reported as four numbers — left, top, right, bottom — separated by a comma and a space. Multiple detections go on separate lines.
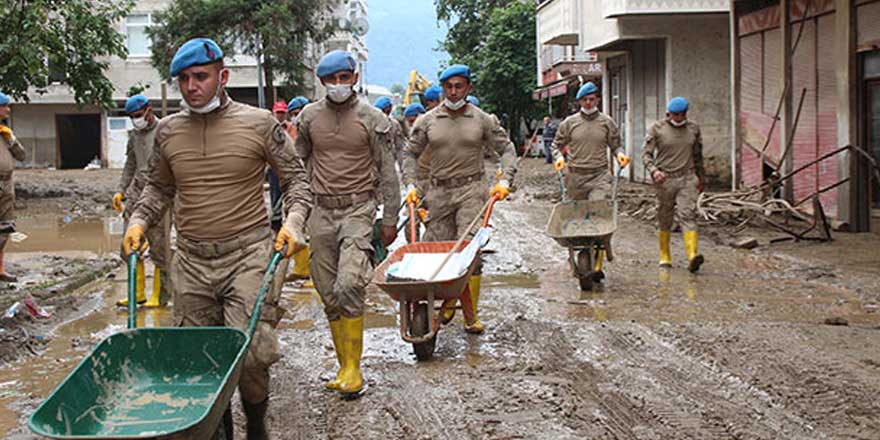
4, 161, 880, 439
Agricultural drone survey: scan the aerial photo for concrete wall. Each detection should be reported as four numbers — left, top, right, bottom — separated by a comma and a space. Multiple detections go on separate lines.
617, 14, 732, 185
9, 104, 105, 168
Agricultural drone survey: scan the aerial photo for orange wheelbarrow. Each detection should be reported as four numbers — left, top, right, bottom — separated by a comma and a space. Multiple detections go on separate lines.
372, 197, 497, 361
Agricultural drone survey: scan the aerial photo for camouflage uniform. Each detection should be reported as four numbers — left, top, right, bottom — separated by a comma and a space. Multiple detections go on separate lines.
551, 111, 621, 201
131, 98, 311, 403
295, 96, 399, 321
118, 120, 172, 271
641, 119, 705, 232
0, 132, 25, 250
403, 104, 517, 245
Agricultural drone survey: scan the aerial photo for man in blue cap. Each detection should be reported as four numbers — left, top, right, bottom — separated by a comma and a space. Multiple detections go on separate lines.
295, 49, 400, 399
112, 95, 171, 308
423, 85, 443, 111
0, 92, 25, 282
551, 81, 629, 282
642, 96, 705, 273
287, 96, 309, 121
374, 96, 406, 168
403, 64, 517, 334
121, 37, 312, 439
403, 102, 425, 126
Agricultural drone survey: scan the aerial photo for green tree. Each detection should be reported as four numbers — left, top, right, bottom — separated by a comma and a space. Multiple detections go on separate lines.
148, 0, 337, 106
435, 0, 538, 145
390, 83, 405, 96
0, 0, 134, 109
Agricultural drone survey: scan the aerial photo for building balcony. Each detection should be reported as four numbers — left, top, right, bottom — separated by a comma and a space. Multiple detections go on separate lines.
601, 0, 728, 18
536, 0, 583, 46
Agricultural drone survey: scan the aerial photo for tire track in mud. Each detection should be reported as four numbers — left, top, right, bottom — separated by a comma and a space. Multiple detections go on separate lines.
657, 323, 880, 440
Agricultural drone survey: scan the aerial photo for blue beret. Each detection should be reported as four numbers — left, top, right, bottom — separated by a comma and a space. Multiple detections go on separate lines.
287, 96, 309, 112
373, 96, 392, 110
0, 92, 9, 106
576, 82, 598, 100
317, 50, 357, 78
424, 85, 443, 101
439, 64, 470, 83
125, 94, 149, 114
170, 38, 224, 77
466, 95, 480, 107
667, 96, 689, 113
404, 103, 425, 117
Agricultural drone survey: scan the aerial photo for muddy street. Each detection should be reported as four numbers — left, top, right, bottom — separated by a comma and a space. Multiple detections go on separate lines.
3, 161, 880, 439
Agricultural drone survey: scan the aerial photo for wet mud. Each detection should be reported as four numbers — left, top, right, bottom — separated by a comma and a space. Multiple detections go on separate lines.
4, 162, 880, 439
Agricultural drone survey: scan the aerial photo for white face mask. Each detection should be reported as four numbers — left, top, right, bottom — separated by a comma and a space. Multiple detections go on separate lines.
182, 73, 225, 114
444, 98, 466, 111
326, 84, 353, 103
669, 118, 687, 127
580, 106, 598, 115
131, 116, 148, 130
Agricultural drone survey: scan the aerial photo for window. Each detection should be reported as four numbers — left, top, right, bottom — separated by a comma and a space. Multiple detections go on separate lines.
125, 13, 152, 56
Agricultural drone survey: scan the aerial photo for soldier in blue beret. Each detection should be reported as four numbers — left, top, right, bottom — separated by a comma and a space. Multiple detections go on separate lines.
403, 64, 518, 334
466, 95, 480, 107
287, 96, 309, 118
550, 81, 630, 283
642, 96, 706, 273
112, 95, 172, 309
123, 37, 312, 438
423, 85, 443, 110
0, 92, 24, 282
295, 50, 400, 399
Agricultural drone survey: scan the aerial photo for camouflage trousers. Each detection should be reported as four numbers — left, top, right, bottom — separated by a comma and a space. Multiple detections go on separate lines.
423, 179, 487, 274
171, 227, 283, 403
565, 168, 610, 201
0, 179, 14, 250
655, 174, 699, 232
309, 200, 376, 321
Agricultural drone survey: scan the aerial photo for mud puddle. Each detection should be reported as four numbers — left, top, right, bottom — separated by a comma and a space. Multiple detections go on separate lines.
9, 214, 123, 255
0, 271, 172, 437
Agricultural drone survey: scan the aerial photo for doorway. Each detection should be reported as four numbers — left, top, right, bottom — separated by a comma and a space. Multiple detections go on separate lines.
56, 114, 101, 169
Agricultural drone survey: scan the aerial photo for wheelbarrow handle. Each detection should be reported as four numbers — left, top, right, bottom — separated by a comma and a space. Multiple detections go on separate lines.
408, 201, 418, 243
246, 249, 286, 341
127, 252, 139, 329
482, 194, 500, 227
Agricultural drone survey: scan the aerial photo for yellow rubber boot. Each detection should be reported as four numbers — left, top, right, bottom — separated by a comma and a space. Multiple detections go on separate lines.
144, 267, 166, 307
684, 231, 704, 273
593, 249, 605, 281
440, 298, 457, 324
337, 316, 365, 397
117, 260, 147, 306
325, 319, 345, 391
464, 276, 484, 334
658, 231, 672, 268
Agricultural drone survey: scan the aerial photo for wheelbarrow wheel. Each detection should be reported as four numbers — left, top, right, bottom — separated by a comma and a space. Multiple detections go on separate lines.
411, 302, 436, 361
576, 250, 593, 291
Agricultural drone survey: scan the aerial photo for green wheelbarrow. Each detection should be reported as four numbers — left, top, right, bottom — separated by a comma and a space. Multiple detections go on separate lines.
28, 249, 285, 439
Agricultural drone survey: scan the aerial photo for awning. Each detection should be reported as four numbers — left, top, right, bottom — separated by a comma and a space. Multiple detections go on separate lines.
532, 80, 568, 101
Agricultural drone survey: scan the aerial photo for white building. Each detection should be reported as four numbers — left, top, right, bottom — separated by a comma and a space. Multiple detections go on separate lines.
9, 0, 368, 169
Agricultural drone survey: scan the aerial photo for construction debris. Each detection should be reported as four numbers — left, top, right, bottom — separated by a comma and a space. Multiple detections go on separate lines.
732, 238, 759, 250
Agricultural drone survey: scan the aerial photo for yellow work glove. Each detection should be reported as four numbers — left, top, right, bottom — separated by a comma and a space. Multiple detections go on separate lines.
616, 152, 631, 168
111, 192, 124, 212
417, 208, 429, 222
554, 158, 565, 172
405, 184, 420, 206
490, 180, 511, 201
0, 126, 13, 142
275, 213, 307, 258
122, 224, 148, 256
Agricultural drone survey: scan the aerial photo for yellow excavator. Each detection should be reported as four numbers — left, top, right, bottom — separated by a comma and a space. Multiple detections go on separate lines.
404, 70, 432, 106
